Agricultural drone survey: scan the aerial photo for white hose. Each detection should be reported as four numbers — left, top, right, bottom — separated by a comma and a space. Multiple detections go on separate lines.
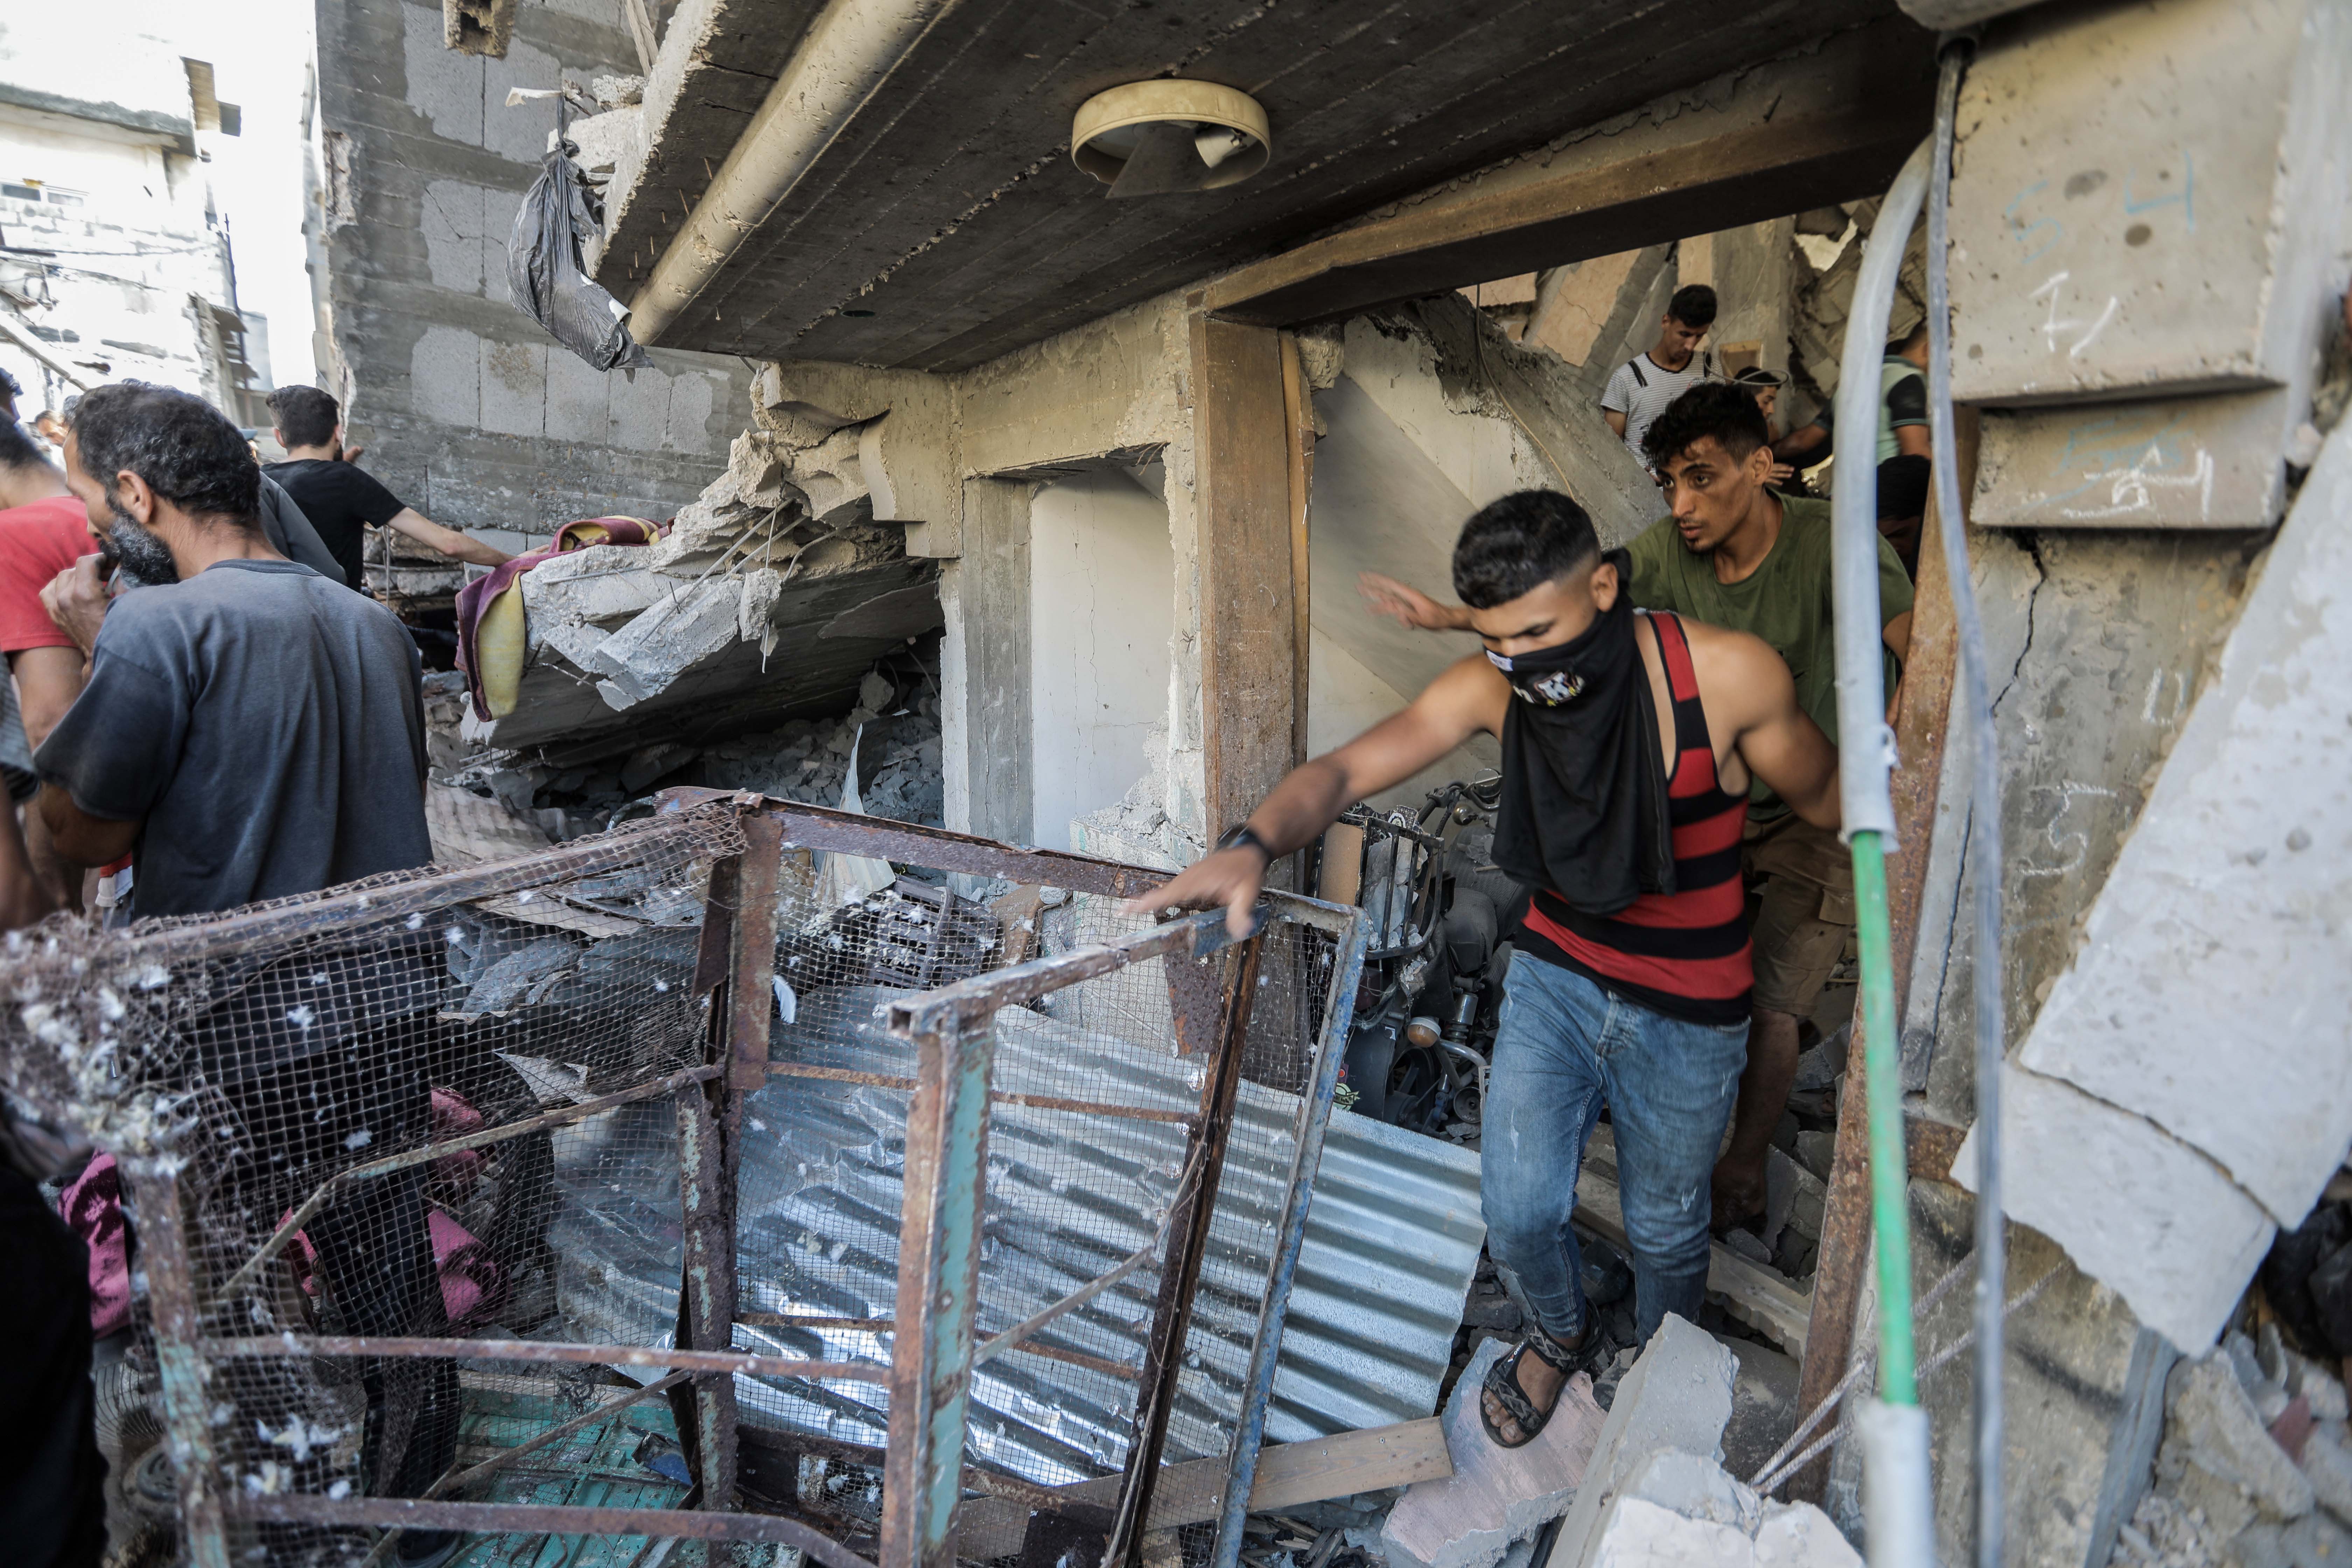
1828, 139, 1933, 842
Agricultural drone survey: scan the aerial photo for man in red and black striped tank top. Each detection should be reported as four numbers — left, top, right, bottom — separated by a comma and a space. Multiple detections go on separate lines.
1143, 490, 1840, 1450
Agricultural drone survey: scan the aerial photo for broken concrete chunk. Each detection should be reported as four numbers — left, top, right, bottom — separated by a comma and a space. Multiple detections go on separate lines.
2160, 1351, 2316, 1525
2302, 1423, 2352, 1528
1547, 1315, 1739, 1568
1750, 1503, 1861, 1568
1584, 1451, 1857, 1568
589, 579, 747, 709
1380, 1337, 1606, 1568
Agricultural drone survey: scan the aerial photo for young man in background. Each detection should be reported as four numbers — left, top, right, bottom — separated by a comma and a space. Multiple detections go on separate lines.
262, 385, 509, 592
1601, 284, 1720, 470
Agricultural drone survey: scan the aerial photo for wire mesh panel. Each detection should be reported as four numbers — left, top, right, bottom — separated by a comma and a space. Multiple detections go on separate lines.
0, 794, 1364, 1568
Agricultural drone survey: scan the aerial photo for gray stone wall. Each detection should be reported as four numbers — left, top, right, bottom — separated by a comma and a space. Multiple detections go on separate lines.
312, 0, 753, 551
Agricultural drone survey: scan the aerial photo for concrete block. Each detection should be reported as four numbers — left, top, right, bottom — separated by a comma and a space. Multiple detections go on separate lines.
402, 1, 485, 146
1546, 1314, 1738, 1568
1948, 0, 2352, 403
1955, 1065, 2276, 1352
1971, 390, 2291, 530
1719, 1338, 1801, 1487
481, 338, 547, 438
1583, 1452, 1857, 1568
1749, 1504, 1860, 1568
1379, 1337, 1607, 1568
412, 325, 482, 429
2161, 1352, 2315, 1524
587, 577, 746, 708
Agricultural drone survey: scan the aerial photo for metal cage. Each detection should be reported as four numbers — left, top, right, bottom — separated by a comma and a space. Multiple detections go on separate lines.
1, 791, 1367, 1568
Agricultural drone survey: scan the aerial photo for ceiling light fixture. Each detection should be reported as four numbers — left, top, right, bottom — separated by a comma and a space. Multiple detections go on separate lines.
1071, 80, 1270, 198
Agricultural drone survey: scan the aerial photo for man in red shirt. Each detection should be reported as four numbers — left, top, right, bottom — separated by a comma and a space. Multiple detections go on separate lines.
0, 418, 96, 909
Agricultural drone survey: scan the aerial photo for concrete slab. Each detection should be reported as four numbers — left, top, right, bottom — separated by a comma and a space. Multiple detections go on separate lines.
1380, 1338, 1607, 1568
1546, 1314, 1738, 1568
1960, 420, 2352, 1347
1971, 390, 2291, 530
1947, 0, 2352, 403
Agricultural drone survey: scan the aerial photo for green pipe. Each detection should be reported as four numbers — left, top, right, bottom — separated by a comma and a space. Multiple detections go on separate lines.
1850, 829, 1917, 1406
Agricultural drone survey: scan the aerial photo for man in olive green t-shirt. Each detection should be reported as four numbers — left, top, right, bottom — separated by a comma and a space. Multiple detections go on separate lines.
1359, 381, 1913, 1232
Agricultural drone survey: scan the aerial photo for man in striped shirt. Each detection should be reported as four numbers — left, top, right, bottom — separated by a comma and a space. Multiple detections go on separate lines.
1141, 490, 1838, 1449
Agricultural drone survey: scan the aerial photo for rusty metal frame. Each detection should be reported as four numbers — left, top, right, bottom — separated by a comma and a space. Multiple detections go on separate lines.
121, 793, 1364, 1568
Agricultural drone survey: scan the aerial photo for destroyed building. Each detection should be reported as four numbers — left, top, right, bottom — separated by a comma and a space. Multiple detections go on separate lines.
5, 0, 2350, 1565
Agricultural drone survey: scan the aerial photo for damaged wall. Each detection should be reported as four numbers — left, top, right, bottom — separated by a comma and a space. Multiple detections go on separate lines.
312, 0, 755, 549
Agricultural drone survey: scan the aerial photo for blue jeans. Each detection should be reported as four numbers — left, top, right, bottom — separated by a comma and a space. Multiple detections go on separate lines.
1482, 953, 1749, 1347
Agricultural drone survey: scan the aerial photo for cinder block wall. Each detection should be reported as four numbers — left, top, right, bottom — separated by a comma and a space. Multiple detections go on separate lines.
312, 0, 754, 551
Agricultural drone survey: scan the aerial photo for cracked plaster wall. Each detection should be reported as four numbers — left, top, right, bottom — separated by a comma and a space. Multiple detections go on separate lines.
314, 0, 753, 547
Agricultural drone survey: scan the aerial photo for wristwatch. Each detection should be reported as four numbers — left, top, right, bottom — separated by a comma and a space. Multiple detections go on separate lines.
1215, 823, 1274, 865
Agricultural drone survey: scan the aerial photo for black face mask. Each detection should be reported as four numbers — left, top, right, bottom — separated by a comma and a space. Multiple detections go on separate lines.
1485, 552, 1676, 915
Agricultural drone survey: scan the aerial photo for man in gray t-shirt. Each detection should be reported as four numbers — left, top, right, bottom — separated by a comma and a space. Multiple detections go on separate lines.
34, 393, 429, 918
33, 384, 458, 1560
37, 558, 430, 915
1600, 283, 1720, 470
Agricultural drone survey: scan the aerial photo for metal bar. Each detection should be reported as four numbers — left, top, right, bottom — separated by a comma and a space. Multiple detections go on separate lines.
973, 1145, 1205, 1370
120, 811, 730, 961
1211, 910, 1371, 1568
217, 1064, 723, 1302
125, 1163, 232, 1568
879, 1004, 997, 1568
763, 1061, 1197, 1124
736, 1315, 1139, 1380
203, 1336, 872, 1380
887, 910, 1236, 1036
737, 1425, 1085, 1514
1109, 933, 1265, 1568
227, 1496, 874, 1568
654, 790, 1364, 936
739, 1314, 895, 1331
440, 1370, 693, 1497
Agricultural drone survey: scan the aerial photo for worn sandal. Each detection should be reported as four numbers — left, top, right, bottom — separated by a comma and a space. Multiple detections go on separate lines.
1477, 1328, 1598, 1449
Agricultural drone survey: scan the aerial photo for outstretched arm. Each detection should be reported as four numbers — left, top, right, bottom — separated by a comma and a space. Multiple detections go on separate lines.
388, 507, 512, 567
1135, 657, 1501, 936
1358, 571, 1475, 633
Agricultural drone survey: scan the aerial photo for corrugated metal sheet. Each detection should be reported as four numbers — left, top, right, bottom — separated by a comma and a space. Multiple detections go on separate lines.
539, 983, 1483, 1489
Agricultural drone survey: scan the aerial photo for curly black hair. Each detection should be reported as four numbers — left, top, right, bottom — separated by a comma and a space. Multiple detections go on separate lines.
1640, 379, 1770, 471
68, 381, 259, 524
1451, 489, 1600, 609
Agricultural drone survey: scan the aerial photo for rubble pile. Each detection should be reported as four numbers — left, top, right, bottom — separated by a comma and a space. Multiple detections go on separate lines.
432, 649, 945, 841
2113, 1188, 2352, 1568
695, 667, 944, 825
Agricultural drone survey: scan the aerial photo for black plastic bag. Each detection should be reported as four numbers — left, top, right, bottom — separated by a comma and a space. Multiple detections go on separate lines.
507, 144, 650, 372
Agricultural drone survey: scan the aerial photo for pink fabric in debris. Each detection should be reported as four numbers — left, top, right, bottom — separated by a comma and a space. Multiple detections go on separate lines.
428, 1209, 506, 1330
430, 1087, 485, 1197
59, 1153, 130, 1339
